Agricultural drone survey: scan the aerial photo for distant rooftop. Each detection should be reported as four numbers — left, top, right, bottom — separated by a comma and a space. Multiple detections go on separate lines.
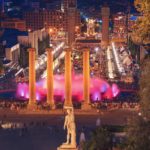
0, 28, 28, 48
76, 38, 101, 43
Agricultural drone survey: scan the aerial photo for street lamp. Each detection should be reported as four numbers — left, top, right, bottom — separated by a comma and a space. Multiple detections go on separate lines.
94, 47, 99, 53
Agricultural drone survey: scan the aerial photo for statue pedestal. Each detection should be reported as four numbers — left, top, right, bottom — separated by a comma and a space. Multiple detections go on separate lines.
57, 143, 78, 150
57, 147, 78, 150
58, 107, 78, 150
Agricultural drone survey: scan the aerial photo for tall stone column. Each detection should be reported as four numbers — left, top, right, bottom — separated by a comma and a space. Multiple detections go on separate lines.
46, 48, 55, 108
66, 5, 76, 47
82, 48, 90, 109
28, 48, 36, 108
64, 47, 72, 107
101, 6, 110, 48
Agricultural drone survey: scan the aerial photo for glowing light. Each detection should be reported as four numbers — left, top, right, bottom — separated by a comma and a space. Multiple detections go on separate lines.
21, 91, 24, 97
16, 74, 120, 102
36, 93, 40, 101
107, 47, 115, 79
95, 47, 99, 52
35, 42, 65, 71
112, 42, 125, 75
41, 51, 66, 78
112, 84, 120, 97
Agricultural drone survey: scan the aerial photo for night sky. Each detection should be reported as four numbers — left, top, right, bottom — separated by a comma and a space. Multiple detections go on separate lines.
9, 0, 135, 9
0, 0, 136, 14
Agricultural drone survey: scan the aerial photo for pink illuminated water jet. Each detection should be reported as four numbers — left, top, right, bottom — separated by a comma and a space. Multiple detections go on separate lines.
16, 74, 120, 102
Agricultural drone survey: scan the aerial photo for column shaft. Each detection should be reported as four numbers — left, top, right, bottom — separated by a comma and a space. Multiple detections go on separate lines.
64, 49, 72, 107
46, 48, 54, 106
29, 48, 36, 106
83, 49, 90, 104
101, 6, 110, 47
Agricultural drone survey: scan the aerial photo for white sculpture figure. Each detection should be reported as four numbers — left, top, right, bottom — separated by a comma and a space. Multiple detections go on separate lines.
79, 131, 86, 143
96, 117, 101, 127
59, 106, 77, 149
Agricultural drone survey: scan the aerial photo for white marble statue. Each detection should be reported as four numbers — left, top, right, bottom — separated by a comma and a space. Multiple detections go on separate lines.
79, 131, 86, 143
60, 106, 76, 148
96, 117, 101, 127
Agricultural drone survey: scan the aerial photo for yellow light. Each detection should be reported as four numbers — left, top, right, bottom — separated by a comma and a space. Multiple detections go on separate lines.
49, 28, 53, 33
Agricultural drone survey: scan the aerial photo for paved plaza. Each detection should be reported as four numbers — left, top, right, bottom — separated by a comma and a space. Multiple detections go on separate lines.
0, 109, 137, 125
0, 109, 137, 150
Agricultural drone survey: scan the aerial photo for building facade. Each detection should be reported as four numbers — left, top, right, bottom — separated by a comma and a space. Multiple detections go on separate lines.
101, 6, 110, 47
5, 43, 20, 63
62, 0, 77, 11
18, 28, 48, 56
112, 12, 137, 42
24, 10, 65, 31
0, 18, 26, 31
65, 5, 76, 46
23, 0, 80, 34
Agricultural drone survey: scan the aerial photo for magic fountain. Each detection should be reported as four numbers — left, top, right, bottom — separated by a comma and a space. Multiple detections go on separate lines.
16, 73, 119, 102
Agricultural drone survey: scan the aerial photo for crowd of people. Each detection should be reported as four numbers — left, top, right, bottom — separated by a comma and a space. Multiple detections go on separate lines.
0, 100, 52, 111
91, 101, 140, 111
0, 99, 140, 112
0, 100, 27, 111
116, 81, 139, 91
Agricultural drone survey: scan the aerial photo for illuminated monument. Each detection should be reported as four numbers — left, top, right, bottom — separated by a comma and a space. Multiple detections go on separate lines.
28, 48, 36, 108
66, 4, 76, 47
25, 5, 116, 109
27, 46, 91, 109
83, 48, 90, 109
101, 5, 110, 47
64, 47, 72, 107
58, 106, 77, 150
86, 19, 95, 37
46, 47, 55, 108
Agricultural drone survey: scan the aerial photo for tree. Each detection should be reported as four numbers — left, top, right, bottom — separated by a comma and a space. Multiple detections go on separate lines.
124, 1, 150, 149
125, 37, 150, 150
125, 117, 150, 150
82, 127, 112, 150
128, 37, 140, 64
0, 60, 4, 75
139, 56, 150, 119
124, 56, 150, 150
131, 0, 150, 45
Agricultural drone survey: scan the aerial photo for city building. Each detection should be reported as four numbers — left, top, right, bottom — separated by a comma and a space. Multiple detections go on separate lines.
45, 0, 61, 10
61, 0, 82, 34
0, 28, 26, 63
101, 5, 110, 47
62, 0, 77, 11
65, 3, 76, 46
23, 0, 81, 35
5, 43, 20, 63
0, 27, 48, 66
0, 18, 26, 31
112, 12, 138, 42
24, 10, 65, 31
18, 28, 48, 56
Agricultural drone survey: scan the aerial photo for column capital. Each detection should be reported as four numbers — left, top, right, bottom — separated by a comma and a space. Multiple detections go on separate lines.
28, 48, 36, 52
82, 47, 90, 52
46, 47, 53, 52
101, 6, 110, 16
64, 46, 72, 52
